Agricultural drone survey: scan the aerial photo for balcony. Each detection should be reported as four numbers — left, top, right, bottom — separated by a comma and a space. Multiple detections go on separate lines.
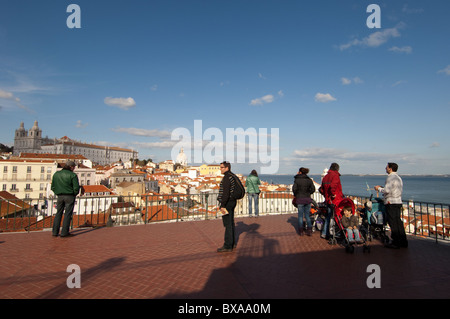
1, 192, 450, 301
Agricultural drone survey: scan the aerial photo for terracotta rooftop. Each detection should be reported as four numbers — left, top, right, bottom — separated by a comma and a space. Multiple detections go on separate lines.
1, 213, 449, 304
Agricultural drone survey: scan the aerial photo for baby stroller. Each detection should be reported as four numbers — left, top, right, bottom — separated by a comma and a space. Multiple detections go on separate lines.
329, 197, 370, 253
360, 195, 389, 244
310, 199, 326, 233
312, 201, 327, 233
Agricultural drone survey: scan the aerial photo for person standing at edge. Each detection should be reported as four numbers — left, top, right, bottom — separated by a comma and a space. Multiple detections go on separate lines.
375, 162, 408, 249
293, 167, 316, 236
319, 163, 343, 240
246, 169, 261, 217
51, 161, 80, 237
217, 161, 237, 252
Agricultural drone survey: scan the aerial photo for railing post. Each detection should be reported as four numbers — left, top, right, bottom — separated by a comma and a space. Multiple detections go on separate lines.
205, 193, 209, 220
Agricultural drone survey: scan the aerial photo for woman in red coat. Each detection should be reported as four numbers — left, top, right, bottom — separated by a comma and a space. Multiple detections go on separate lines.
319, 163, 343, 239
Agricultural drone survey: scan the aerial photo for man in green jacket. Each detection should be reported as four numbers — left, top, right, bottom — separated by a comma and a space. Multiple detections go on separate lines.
51, 161, 80, 237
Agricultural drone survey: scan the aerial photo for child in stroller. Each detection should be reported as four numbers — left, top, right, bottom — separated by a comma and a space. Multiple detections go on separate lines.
341, 206, 363, 244
359, 196, 389, 244
331, 197, 370, 253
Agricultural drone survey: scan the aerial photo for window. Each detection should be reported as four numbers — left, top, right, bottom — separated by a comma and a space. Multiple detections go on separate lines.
41, 166, 45, 173
3, 166, 7, 173
12, 166, 17, 173
27, 166, 32, 173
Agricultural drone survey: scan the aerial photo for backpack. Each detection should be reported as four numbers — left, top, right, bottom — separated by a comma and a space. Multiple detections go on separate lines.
230, 173, 245, 200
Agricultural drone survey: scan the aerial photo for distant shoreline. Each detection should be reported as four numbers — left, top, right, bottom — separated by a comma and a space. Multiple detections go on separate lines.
258, 174, 450, 177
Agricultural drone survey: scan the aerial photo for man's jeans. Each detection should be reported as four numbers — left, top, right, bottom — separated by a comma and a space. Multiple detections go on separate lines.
248, 193, 259, 216
53, 195, 76, 236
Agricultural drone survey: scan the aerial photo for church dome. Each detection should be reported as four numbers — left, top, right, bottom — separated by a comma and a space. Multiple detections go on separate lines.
176, 147, 188, 166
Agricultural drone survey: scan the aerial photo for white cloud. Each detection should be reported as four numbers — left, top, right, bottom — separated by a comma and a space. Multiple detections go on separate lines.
430, 142, 440, 148
0, 89, 14, 99
75, 120, 88, 128
315, 93, 336, 103
250, 94, 275, 106
353, 77, 363, 84
389, 46, 412, 54
293, 147, 412, 163
277, 90, 284, 98
104, 97, 136, 110
392, 80, 407, 87
150, 85, 158, 91
341, 77, 363, 85
402, 4, 423, 14
438, 65, 450, 76
339, 23, 404, 51
132, 141, 177, 149
111, 126, 171, 138
0, 88, 33, 113
258, 73, 267, 80
341, 77, 352, 85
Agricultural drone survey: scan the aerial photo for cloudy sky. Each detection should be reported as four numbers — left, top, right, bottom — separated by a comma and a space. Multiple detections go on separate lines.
1, 0, 449, 174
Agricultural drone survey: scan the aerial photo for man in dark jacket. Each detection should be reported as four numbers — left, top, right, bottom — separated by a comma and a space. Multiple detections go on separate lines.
319, 163, 343, 239
217, 161, 236, 252
51, 161, 80, 237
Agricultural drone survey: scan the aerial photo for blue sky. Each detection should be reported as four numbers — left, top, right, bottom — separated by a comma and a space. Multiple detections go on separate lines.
1, 0, 449, 175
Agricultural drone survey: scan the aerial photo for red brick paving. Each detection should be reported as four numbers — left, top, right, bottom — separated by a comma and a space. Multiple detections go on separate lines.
1, 213, 450, 299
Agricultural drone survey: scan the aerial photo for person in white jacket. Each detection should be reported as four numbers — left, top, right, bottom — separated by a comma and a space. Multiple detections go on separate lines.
375, 163, 408, 249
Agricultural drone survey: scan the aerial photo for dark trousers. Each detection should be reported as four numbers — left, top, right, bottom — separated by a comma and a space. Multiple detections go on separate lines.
222, 200, 236, 249
386, 204, 408, 247
53, 195, 76, 236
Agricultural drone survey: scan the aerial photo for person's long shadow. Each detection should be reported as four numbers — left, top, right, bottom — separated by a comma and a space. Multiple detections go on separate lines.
36, 257, 126, 299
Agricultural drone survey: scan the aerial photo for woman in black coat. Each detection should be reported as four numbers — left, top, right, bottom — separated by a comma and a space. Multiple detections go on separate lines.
292, 167, 316, 236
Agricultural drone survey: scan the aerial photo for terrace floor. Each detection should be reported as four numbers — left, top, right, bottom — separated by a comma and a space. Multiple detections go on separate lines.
1, 213, 450, 303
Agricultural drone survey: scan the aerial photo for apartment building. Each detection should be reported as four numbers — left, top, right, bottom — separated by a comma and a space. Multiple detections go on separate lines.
0, 159, 57, 200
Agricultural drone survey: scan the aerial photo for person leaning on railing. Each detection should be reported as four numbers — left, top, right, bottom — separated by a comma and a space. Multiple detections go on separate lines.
246, 169, 261, 217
